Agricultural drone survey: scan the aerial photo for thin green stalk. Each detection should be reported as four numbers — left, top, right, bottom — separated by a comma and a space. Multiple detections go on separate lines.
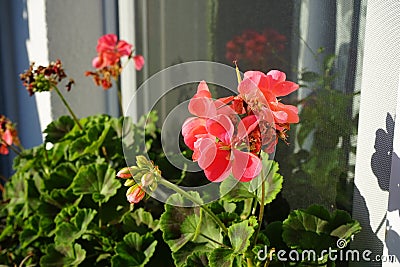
247, 257, 254, 267
115, 78, 123, 116
200, 233, 230, 248
52, 85, 83, 130
158, 178, 228, 235
253, 169, 266, 246
98, 201, 102, 228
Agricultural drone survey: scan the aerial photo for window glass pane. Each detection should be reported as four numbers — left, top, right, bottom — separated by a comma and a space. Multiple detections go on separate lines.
134, 0, 365, 214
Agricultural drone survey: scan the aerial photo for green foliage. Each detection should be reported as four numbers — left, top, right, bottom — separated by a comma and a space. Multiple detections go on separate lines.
0, 100, 361, 267
284, 54, 359, 211
282, 205, 361, 264
0, 113, 164, 266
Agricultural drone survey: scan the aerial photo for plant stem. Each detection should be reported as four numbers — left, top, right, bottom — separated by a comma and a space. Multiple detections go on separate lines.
247, 257, 254, 267
98, 201, 102, 228
158, 178, 228, 235
200, 233, 230, 248
52, 85, 83, 130
115, 78, 123, 116
253, 170, 266, 246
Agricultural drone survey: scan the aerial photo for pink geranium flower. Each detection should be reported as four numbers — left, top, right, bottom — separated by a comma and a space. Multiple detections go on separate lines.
92, 34, 132, 69
193, 114, 262, 182
0, 115, 21, 155
0, 129, 12, 155
243, 70, 299, 128
87, 34, 145, 90
182, 81, 234, 150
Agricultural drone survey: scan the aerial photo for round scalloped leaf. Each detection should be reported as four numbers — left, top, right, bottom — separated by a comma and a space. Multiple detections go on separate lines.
72, 163, 121, 203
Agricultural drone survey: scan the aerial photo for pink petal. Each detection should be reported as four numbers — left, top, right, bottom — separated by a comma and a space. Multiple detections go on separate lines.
206, 114, 234, 144
272, 110, 288, 123
0, 144, 9, 155
244, 71, 268, 89
275, 102, 299, 123
203, 148, 232, 182
266, 70, 286, 82
92, 56, 103, 68
193, 138, 217, 169
182, 117, 207, 150
133, 55, 145, 70
232, 149, 262, 182
97, 34, 117, 53
188, 97, 216, 118
238, 78, 267, 105
195, 81, 212, 98
3, 129, 13, 145
236, 115, 258, 140
271, 81, 299, 97
117, 40, 133, 56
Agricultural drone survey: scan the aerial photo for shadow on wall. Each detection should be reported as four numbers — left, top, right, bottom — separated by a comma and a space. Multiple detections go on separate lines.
383, 112, 400, 262
351, 113, 397, 265
360, 112, 400, 264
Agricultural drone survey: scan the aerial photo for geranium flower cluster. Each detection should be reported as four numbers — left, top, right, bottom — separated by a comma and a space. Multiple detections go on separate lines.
182, 69, 299, 183
0, 115, 20, 155
226, 28, 287, 70
85, 34, 144, 90
19, 59, 73, 96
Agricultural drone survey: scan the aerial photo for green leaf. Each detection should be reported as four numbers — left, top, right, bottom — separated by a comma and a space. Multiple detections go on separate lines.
172, 243, 210, 267
45, 163, 76, 190
160, 192, 204, 252
130, 208, 159, 231
281, 206, 361, 253
330, 222, 361, 242
264, 222, 288, 250
324, 54, 336, 71
111, 232, 157, 267
20, 215, 41, 248
255, 160, 283, 205
301, 71, 320, 82
68, 123, 110, 161
184, 251, 210, 267
209, 248, 235, 267
54, 208, 97, 245
71, 163, 121, 203
220, 175, 255, 202
40, 243, 86, 267
228, 220, 254, 254
44, 116, 75, 143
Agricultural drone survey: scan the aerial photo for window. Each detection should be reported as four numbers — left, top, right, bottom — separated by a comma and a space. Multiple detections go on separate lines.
131, 0, 365, 216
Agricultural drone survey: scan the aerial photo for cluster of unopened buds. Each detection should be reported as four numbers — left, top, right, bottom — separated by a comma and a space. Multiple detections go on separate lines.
117, 156, 161, 204
226, 28, 287, 69
0, 115, 21, 155
19, 59, 74, 96
85, 33, 144, 90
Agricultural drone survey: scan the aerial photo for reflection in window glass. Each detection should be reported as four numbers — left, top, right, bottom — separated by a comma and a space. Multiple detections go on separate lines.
134, 0, 365, 215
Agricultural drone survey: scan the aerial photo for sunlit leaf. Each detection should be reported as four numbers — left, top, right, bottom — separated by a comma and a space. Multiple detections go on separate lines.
72, 163, 121, 203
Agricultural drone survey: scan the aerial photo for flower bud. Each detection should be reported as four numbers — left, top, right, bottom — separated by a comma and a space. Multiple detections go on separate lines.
124, 179, 136, 187
141, 173, 154, 187
116, 167, 133, 179
126, 184, 145, 204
